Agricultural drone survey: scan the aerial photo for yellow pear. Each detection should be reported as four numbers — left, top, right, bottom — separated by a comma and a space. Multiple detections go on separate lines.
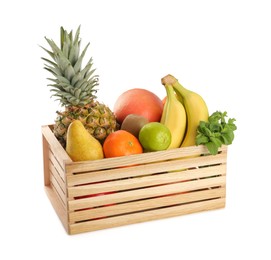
66, 120, 104, 161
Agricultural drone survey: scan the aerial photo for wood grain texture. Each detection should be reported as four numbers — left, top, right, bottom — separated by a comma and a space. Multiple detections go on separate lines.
69, 198, 226, 234
42, 125, 228, 235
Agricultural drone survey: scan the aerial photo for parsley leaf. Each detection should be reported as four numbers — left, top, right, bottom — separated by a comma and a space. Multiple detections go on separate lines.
196, 111, 237, 155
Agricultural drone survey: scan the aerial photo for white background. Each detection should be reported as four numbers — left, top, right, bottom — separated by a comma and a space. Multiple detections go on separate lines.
1, 0, 271, 259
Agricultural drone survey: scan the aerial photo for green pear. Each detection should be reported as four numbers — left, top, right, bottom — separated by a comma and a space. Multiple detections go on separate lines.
66, 120, 104, 161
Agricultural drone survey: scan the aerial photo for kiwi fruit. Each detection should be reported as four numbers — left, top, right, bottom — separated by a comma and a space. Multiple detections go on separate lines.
121, 114, 149, 138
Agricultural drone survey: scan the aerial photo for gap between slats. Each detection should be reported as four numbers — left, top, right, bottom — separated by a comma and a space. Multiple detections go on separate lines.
68, 164, 226, 198
67, 152, 227, 186
65, 145, 227, 174
68, 176, 226, 211
69, 198, 226, 234
69, 187, 226, 223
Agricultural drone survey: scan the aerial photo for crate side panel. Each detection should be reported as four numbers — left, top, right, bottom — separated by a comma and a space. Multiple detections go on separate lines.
69, 198, 226, 234
42, 135, 50, 186
42, 125, 72, 169
69, 187, 226, 223
50, 169, 67, 207
68, 164, 227, 198
66, 152, 227, 187
44, 186, 69, 233
49, 150, 66, 182
68, 175, 226, 211
49, 159, 66, 192
65, 145, 227, 174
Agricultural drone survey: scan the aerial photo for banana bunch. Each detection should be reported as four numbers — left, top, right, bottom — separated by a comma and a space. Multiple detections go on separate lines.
160, 74, 209, 148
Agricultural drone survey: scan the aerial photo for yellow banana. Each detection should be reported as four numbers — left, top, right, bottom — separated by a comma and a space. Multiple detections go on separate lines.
161, 74, 209, 147
160, 83, 187, 149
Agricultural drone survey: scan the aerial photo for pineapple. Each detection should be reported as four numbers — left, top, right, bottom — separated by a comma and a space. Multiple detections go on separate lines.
41, 26, 118, 146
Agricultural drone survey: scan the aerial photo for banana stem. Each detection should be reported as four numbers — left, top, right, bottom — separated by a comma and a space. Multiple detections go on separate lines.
161, 74, 190, 97
161, 74, 177, 86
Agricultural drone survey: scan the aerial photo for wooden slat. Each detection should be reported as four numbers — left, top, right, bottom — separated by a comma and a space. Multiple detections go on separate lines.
44, 186, 69, 233
41, 125, 72, 169
66, 152, 227, 186
69, 187, 226, 223
51, 182, 67, 210
69, 198, 226, 234
68, 164, 227, 198
50, 171, 66, 206
42, 135, 50, 186
49, 161, 66, 193
68, 176, 226, 211
49, 150, 66, 183
65, 145, 227, 174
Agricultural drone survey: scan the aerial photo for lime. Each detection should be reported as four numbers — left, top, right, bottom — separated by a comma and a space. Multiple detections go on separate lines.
139, 122, 171, 151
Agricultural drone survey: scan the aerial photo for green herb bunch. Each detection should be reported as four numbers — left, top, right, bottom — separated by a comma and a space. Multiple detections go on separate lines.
196, 111, 237, 155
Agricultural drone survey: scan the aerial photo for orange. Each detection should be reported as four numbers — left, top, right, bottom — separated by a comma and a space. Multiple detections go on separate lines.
103, 130, 143, 158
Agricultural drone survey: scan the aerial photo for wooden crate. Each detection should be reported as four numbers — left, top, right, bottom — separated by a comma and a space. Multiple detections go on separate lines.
42, 124, 227, 235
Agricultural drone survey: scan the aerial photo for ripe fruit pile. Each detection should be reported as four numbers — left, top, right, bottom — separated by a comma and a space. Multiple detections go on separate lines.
41, 26, 236, 162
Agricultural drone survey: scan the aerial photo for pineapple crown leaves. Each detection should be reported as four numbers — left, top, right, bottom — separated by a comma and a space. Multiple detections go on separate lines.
40, 26, 99, 107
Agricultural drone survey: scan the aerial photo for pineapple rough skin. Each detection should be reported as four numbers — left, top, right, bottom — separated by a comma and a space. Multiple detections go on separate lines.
54, 101, 119, 147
